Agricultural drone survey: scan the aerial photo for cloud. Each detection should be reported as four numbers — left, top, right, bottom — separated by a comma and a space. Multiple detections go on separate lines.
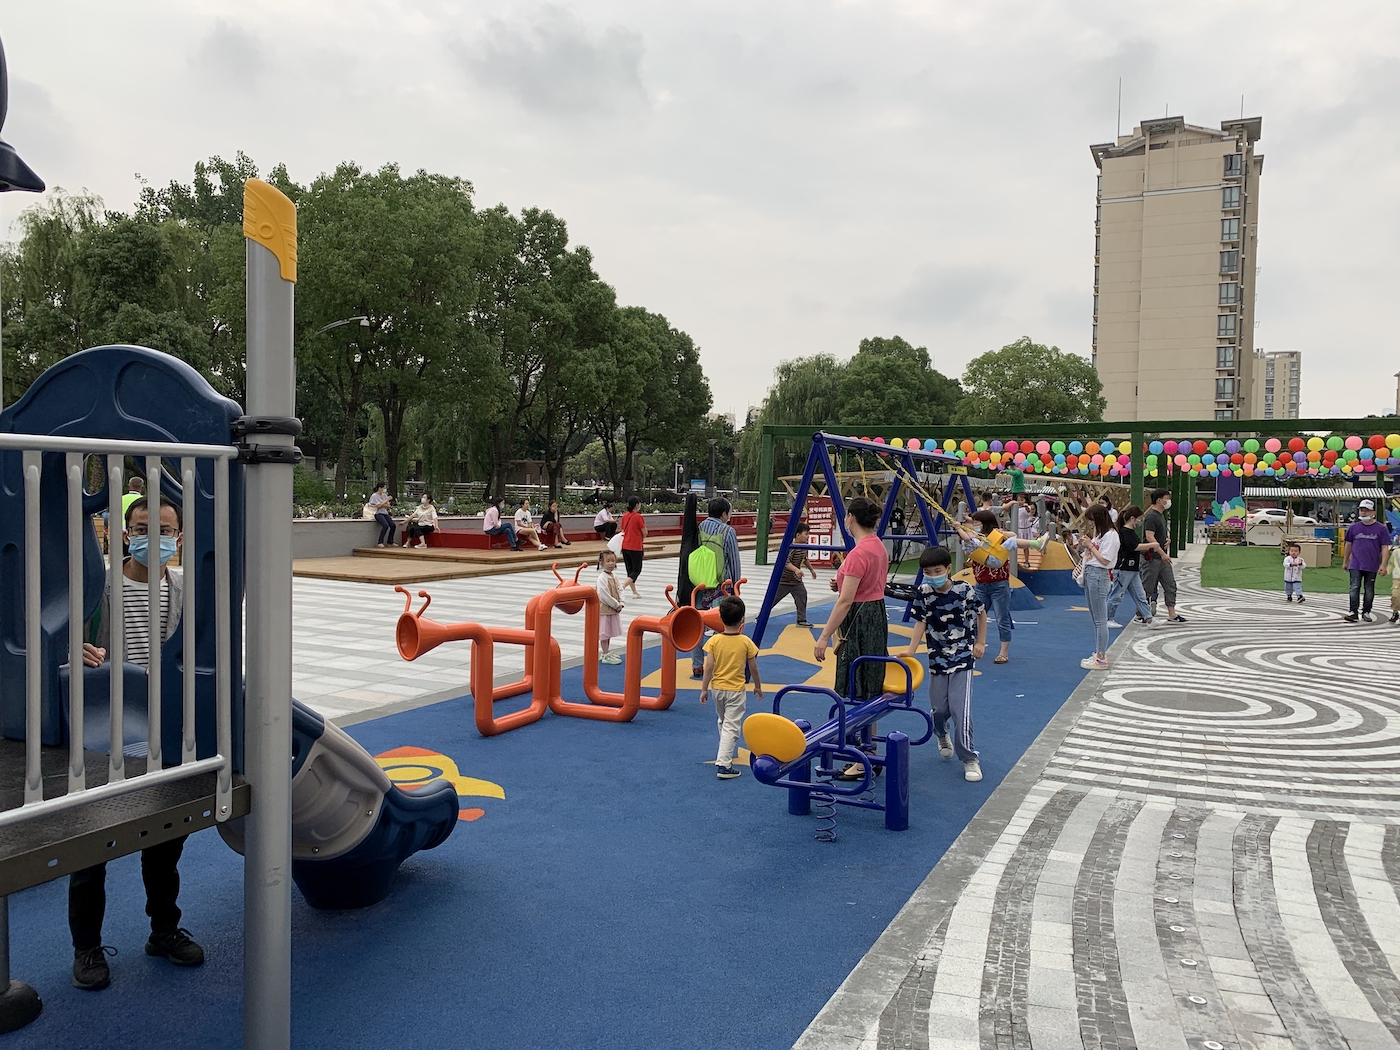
191, 20, 267, 86
452, 6, 647, 117
2, 76, 78, 176
888, 263, 1014, 324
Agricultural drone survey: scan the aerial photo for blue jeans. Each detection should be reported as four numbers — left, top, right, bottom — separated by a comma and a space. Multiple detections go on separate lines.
375, 510, 396, 545
485, 522, 518, 549
974, 580, 1013, 645
1349, 569, 1376, 614
1106, 570, 1151, 623
1284, 579, 1302, 599
1083, 566, 1111, 657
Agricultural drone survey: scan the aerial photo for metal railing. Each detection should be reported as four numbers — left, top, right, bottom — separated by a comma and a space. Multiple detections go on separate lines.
0, 432, 236, 828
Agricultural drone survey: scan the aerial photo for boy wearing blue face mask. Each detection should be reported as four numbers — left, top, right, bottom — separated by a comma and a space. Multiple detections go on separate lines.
904, 547, 987, 783
72, 496, 203, 991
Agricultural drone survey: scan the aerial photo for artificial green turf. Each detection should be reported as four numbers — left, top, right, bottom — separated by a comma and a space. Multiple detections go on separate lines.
1199, 544, 1352, 593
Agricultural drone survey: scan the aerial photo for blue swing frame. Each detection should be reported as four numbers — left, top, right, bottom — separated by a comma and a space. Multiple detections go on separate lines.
751, 432, 976, 649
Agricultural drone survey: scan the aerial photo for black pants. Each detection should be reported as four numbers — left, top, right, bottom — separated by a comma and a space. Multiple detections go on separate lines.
775, 575, 808, 619
405, 523, 435, 543
595, 522, 617, 540
622, 548, 644, 580
69, 836, 186, 951
375, 510, 396, 545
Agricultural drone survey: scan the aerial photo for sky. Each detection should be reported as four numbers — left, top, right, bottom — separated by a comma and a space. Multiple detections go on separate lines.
4, 0, 1399, 423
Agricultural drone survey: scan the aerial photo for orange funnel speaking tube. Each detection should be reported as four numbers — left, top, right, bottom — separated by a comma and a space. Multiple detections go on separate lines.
394, 587, 550, 736
584, 603, 702, 713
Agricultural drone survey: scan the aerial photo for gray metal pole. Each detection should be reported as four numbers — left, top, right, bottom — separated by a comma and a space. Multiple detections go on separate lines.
241, 178, 297, 1050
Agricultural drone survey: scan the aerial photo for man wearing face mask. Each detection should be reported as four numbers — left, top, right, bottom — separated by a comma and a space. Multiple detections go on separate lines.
72, 496, 203, 991
1139, 489, 1187, 624
1342, 499, 1392, 623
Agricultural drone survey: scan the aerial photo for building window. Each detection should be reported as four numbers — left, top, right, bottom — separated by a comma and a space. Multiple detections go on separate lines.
1217, 314, 1237, 338
1224, 153, 1242, 177
1094, 265, 1099, 286
1096, 175, 1102, 198
1219, 282, 1238, 305
1220, 250, 1239, 273
1095, 205, 1101, 224
1216, 377, 1235, 400
1095, 235, 1100, 256
1216, 409, 1234, 420
1216, 345, 1235, 369
1092, 324, 1097, 345
1221, 217, 1240, 241
1222, 186, 1240, 209
1093, 295, 1098, 317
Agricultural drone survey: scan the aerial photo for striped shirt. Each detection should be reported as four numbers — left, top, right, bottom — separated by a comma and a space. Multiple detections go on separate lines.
120, 574, 172, 668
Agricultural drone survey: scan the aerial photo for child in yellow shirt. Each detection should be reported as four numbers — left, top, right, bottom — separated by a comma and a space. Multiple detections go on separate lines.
699, 597, 763, 780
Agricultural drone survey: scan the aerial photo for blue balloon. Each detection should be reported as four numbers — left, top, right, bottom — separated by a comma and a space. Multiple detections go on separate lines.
1201, 453, 1215, 465
1148, 440, 1163, 455
1054, 453, 1065, 465
1100, 440, 1117, 455
1068, 441, 1083, 455
1360, 448, 1374, 460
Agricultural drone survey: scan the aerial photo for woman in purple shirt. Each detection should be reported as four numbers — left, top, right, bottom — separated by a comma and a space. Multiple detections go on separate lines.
1342, 499, 1392, 622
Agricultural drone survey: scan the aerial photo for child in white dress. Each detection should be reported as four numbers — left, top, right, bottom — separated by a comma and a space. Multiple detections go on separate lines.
596, 550, 625, 663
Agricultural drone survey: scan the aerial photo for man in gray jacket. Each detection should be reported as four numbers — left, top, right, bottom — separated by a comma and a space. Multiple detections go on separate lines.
72, 497, 204, 990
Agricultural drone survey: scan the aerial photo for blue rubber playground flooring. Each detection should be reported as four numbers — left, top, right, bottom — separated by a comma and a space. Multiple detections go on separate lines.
5, 596, 1091, 1050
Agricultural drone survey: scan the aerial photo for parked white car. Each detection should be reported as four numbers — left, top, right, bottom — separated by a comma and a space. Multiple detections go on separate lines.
1246, 508, 1318, 526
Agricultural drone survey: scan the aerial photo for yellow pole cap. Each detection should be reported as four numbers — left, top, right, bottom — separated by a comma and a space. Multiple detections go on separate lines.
243, 178, 297, 282
743, 713, 808, 764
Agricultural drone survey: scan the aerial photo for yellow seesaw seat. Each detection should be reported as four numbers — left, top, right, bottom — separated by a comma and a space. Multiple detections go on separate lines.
743, 654, 925, 761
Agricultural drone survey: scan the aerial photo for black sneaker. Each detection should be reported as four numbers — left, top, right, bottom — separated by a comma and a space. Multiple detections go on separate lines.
1165, 615, 1188, 623
1362, 612, 1374, 623
796, 620, 814, 628
1343, 613, 1359, 623
715, 766, 742, 780
1297, 596, 1305, 603
1286, 596, 1293, 602
690, 668, 704, 680
145, 928, 205, 967
73, 946, 116, 990
1390, 611, 1399, 623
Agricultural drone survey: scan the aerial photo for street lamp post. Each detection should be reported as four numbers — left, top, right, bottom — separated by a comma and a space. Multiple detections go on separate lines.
707, 439, 718, 498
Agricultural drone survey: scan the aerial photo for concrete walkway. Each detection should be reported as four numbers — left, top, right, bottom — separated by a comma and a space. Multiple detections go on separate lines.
795, 547, 1400, 1050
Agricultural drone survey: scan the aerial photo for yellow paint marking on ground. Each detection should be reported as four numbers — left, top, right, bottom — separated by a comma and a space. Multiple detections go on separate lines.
704, 747, 752, 767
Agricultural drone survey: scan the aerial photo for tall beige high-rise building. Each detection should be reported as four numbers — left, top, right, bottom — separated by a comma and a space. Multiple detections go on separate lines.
1091, 116, 1263, 422
1251, 349, 1301, 418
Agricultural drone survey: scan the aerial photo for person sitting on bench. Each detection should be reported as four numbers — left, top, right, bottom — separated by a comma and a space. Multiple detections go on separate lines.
482, 497, 520, 550
593, 502, 617, 540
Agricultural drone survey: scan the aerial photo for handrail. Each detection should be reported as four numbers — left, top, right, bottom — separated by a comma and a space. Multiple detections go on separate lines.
2, 435, 237, 832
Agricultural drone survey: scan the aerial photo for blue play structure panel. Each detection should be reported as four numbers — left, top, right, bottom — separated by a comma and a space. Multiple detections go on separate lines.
0, 346, 246, 760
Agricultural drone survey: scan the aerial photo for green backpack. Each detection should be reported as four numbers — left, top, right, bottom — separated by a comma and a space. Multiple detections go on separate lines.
687, 528, 726, 590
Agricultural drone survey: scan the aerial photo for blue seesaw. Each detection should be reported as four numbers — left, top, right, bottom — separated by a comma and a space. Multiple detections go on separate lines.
744, 655, 932, 838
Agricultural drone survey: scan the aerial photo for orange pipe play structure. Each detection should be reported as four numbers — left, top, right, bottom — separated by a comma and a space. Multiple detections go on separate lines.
394, 564, 703, 736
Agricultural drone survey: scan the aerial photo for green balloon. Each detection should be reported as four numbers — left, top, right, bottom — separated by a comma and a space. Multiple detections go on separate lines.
1342, 448, 1357, 461
1325, 435, 1344, 451
973, 439, 988, 453
1243, 438, 1259, 453
1051, 440, 1066, 454
1188, 454, 1201, 465
1146, 454, 1158, 467
1208, 439, 1225, 454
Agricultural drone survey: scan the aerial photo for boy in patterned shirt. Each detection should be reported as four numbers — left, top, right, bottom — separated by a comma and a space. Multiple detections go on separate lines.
904, 547, 987, 782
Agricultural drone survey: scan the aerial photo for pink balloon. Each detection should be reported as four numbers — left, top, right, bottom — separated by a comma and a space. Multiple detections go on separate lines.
1163, 440, 1178, 455
907, 438, 921, 450
1264, 438, 1281, 453
1344, 435, 1363, 451
1035, 440, 1051, 455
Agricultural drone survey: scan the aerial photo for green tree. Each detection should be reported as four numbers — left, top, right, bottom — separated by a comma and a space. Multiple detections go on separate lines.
836, 336, 962, 429
954, 336, 1105, 424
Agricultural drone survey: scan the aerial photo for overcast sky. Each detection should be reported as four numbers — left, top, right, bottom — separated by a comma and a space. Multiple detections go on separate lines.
5, 1, 1398, 422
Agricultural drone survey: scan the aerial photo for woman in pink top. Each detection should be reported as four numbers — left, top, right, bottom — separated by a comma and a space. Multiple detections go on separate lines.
814, 496, 890, 702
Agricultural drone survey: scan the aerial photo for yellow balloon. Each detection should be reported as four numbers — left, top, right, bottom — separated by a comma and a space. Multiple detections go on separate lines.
1387, 433, 1400, 448
1306, 436, 1324, 452
890, 437, 904, 448
943, 439, 956, 452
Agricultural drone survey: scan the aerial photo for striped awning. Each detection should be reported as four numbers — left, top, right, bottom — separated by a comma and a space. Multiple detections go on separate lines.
1242, 486, 1386, 499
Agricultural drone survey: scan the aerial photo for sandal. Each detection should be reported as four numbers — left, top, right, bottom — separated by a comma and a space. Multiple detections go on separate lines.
993, 655, 1009, 664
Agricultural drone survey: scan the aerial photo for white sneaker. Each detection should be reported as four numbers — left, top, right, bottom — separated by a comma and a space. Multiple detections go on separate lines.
1107, 620, 1126, 629
937, 733, 953, 759
963, 759, 983, 782
1080, 656, 1109, 670
537, 544, 547, 551
600, 651, 622, 664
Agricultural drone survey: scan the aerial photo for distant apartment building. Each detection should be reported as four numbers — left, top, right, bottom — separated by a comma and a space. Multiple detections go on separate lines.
1091, 116, 1263, 421
1251, 349, 1301, 419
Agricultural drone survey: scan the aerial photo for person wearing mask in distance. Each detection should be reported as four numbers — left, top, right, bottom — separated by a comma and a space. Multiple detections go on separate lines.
403, 493, 438, 549
952, 509, 1046, 665
482, 496, 520, 551
74, 497, 203, 991
1342, 498, 1391, 623
1140, 488, 1187, 624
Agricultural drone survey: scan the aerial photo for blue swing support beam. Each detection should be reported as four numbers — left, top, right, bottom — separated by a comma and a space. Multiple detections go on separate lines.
750, 432, 974, 651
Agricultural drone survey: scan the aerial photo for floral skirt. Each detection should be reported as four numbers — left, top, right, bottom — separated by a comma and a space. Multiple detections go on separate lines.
834, 599, 889, 701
